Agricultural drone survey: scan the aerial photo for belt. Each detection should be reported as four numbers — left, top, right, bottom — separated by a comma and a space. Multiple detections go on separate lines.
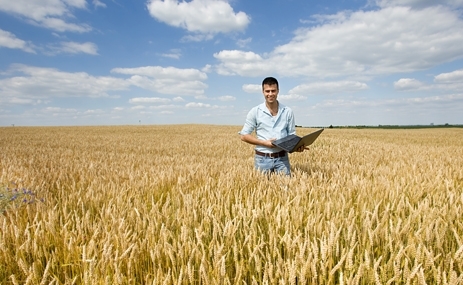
255, 150, 286, 158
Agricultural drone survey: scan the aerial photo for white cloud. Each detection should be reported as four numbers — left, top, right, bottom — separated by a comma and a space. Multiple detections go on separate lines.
149, 104, 182, 110
43, 107, 78, 115
374, 0, 463, 9
279, 94, 307, 101
129, 97, 171, 104
215, 50, 263, 61
236, 37, 252, 48
394, 78, 426, 90
161, 53, 180, 59
92, 0, 106, 8
0, 97, 37, 104
0, 64, 212, 104
242, 84, 261, 93
289, 81, 368, 95
316, 93, 463, 110
146, 0, 250, 38
186, 102, 217, 109
48, 41, 99, 55
218, 95, 235, 101
128, 75, 207, 95
215, 5, 463, 78
390, 93, 463, 108
112, 66, 207, 80
394, 69, 463, 92
211, 49, 268, 76
301, 90, 463, 125
60, 41, 98, 55
84, 109, 104, 114
432, 69, 463, 92
181, 34, 214, 42
0, 29, 35, 53
161, 48, 182, 59
0, 65, 130, 102
201, 64, 212, 73
434, 69, 463, 83
111, 66, 208, 95
0, 0, 92, 32
194, 95, 207, 100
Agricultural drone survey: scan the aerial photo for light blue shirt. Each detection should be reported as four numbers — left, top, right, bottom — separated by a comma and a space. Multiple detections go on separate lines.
239, 102, 296, 153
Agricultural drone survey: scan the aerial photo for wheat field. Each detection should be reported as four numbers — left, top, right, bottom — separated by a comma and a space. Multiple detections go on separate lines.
1, 125, 462, 284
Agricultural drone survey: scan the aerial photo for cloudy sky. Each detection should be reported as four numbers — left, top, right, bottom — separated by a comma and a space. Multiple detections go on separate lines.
1, 0, 463, 127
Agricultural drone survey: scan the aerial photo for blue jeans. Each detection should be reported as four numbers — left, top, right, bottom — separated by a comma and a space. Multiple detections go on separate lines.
254, 154, 291, 176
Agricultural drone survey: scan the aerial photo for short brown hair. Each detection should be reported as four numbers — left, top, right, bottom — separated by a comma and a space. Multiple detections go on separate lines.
262, 77, 279, 90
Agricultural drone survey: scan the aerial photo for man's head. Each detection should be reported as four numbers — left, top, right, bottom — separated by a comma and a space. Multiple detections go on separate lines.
262, 77, 279, 90
262, 77, 279, 105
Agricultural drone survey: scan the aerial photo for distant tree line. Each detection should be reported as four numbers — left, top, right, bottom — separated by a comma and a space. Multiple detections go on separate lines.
297, 124, 463, 129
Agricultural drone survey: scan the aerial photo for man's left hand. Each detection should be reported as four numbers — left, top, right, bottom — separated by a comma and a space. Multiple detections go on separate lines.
296, 145, 309, 152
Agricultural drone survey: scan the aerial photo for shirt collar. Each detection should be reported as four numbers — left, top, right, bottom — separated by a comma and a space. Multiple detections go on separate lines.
258, 101, 286, 115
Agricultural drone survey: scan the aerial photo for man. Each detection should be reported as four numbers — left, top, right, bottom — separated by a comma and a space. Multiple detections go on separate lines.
239, 77, 306, 175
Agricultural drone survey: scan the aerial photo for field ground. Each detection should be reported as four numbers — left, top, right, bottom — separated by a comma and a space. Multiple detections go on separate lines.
1, 125, 463, 284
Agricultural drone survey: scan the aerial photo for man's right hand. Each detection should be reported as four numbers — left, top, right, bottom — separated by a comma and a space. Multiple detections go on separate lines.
240, 134, 276, 148
264, 138, 276, 148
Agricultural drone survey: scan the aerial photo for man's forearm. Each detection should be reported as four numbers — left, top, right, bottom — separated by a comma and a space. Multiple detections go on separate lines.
240, 134, 262, 146
240, 134, 275, 148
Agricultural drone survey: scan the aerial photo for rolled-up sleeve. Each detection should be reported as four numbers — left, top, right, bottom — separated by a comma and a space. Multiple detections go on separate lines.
238, 107, 257, 135
287, 111, 296, 135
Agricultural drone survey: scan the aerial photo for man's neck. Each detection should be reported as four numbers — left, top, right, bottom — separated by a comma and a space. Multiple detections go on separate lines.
266, 101, 279, 116
266, 101, 278, 110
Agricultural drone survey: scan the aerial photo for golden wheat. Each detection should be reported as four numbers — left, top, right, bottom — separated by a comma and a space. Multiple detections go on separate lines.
0, 125, 462, 284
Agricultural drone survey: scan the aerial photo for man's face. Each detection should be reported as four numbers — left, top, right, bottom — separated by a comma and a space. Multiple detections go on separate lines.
262, 83, 279, 104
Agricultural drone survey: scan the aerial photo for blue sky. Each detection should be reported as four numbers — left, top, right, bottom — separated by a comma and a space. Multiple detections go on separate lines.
1, 0, 463, 127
